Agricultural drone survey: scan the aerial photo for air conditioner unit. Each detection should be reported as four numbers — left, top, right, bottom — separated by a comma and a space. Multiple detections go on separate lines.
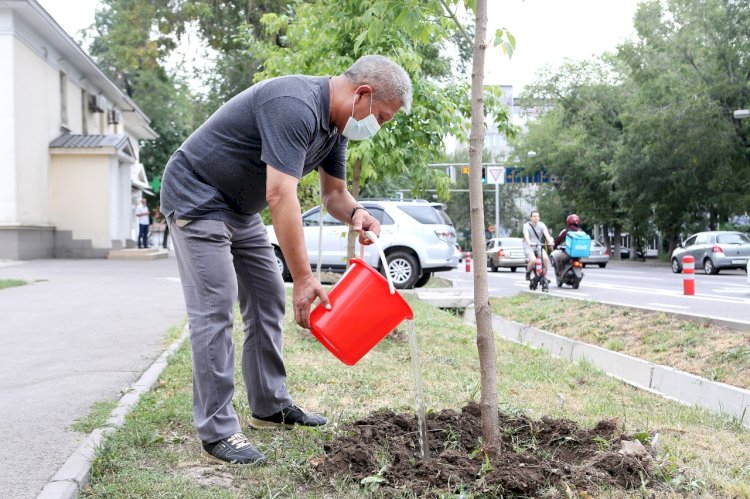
88, 94, 106, 113
108, 109, 122, 125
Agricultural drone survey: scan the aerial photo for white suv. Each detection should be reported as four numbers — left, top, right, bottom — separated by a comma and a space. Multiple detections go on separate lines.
265, 200, 458, 289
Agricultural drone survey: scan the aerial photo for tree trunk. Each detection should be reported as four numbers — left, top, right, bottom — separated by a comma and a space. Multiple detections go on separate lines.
346, 158, 363, 266
602, 224, 611, 254
613, 224, 622, 261
469, 0, 500, 458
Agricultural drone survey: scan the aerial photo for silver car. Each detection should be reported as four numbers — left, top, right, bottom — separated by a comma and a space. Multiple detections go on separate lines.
486, 237, 526, 272
671, 231, 750, 274
266, 200, 458, 289
581, 240, 610, 268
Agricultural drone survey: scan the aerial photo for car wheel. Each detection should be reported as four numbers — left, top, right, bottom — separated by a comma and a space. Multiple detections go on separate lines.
414, 272, 432, 288
671, 258, 682, 274
598, 263, 606, 268
704, 258, 719, 275
384, 251, 420, 289
510, 267, 517, 272
490, 260, 498, 272
274, 248, 292, 282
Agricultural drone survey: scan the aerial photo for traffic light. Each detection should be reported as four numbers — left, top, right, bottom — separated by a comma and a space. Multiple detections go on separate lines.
481, 167, 487, 184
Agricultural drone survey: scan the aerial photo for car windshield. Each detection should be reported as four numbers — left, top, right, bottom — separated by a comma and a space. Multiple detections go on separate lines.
717, 233, 750, 244
398, 205, 453, 225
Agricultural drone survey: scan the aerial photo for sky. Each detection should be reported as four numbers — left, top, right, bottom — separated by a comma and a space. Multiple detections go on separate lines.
38, 0, 642, 93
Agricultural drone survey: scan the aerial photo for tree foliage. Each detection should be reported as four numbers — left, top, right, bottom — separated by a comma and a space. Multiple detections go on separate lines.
87, 0, 199, 191
517, 0, 750, 255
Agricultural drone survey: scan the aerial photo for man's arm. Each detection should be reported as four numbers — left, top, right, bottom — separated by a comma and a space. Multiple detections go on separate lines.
318, 169, 380, 243
266, 166, 329, 329
522, 224, 532, 245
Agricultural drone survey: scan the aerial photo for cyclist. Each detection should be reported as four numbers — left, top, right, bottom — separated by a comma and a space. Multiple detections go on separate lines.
522, 210, 555, 281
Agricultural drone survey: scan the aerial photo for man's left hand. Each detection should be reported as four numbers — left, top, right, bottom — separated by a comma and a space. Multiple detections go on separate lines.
351, 209, 380, 245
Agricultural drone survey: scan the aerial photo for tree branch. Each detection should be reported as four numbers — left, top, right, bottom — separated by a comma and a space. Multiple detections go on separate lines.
439, 0, 473, 46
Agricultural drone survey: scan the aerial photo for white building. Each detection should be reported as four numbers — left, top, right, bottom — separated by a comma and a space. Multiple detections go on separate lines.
0, 0, 157, 259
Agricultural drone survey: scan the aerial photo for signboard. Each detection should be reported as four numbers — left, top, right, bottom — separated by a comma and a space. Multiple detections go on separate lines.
485, 167, 505, 185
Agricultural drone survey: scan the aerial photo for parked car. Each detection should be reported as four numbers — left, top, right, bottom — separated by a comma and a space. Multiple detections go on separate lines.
486, 237, 526, 272
582, 240, 610, 268
747, 259, 750, 285
610, 245, 644, 260
265, 200, 458, 289
671, 231, 750, 274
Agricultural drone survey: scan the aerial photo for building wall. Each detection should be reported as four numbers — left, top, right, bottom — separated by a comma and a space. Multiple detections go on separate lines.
14, 35, 55, 226
49, 154, 111, 248
0, 10, 18, 224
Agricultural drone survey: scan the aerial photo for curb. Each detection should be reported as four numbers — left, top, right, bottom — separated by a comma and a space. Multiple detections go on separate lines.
36, 325, 189, 499
463, 306, 750, 428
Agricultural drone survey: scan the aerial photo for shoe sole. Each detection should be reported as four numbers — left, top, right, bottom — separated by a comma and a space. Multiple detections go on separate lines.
248, 417, 296, 430
200, 448, 266, 466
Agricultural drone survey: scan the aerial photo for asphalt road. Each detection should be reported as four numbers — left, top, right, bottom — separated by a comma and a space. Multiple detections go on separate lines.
0, 258, 186, 499
443, 260, 750, 327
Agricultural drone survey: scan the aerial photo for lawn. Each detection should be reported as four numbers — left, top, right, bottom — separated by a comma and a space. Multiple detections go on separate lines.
490, 293, 750, 390
81, 294, 750, 497
0, 279, 27, 290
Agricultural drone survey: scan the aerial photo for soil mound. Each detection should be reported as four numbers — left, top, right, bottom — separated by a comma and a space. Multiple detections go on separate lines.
315, 402, 657, 496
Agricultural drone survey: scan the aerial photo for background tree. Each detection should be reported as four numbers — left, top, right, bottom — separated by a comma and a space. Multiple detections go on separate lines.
88, 0, 199, 204
252, 0, 511, 259
615, 0, 750, 252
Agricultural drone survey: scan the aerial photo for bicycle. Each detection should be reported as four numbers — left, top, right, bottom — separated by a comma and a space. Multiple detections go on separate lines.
529, 242, 550, 292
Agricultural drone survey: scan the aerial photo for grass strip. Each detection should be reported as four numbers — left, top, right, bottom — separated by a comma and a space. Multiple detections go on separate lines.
490, 293, 750, 390
0, 279, 27, 290
82, 295, 750, 497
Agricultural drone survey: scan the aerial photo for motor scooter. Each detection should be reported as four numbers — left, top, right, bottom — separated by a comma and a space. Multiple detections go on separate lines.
550, 247, 584, 289
529, 243, 549, 292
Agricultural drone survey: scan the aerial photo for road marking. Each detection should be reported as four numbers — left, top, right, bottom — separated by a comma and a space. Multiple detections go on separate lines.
648, 303, 689, 309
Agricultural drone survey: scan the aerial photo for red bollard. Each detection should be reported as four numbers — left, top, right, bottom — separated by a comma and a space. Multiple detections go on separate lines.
465, 252, 472, 272
683, 255, 695, 295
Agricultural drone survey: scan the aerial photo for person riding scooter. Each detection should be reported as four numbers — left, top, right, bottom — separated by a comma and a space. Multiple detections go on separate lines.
551, 214, 582, 277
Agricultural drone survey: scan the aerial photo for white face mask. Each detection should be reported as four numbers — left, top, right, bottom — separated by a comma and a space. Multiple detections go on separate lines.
341, 93, 381, 141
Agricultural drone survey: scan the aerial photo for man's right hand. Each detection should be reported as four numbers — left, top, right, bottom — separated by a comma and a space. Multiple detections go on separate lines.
292, 274, 330, 330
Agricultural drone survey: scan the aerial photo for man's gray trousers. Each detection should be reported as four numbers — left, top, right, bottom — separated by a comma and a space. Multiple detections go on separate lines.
168, 215, 292, 443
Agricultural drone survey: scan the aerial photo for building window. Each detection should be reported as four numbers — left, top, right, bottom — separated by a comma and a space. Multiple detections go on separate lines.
60, 71, 69, 131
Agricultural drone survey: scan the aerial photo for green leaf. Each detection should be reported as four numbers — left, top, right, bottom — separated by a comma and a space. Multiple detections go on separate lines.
353, 30, 368, 54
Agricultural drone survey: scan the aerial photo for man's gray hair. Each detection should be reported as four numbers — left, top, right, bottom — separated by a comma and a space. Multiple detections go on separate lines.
344, 55, 412, 114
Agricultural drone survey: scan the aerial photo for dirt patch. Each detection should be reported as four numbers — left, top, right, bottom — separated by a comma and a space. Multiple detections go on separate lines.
315, 402, 658, 497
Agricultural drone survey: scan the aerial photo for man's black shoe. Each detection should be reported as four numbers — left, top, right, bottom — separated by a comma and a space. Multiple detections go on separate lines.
201, 432, 266, 465
249, 404, 327, 430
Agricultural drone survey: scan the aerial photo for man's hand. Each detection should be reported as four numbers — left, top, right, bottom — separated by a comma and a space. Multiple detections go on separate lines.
292, 274, 330, 330
351, 209, 380, 245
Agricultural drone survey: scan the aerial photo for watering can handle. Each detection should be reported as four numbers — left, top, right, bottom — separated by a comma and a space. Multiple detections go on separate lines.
362, 230, 396, 295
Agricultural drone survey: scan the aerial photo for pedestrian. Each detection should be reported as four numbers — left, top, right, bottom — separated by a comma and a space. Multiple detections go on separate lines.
135, 198, 150, 248
160, 55, 412, 465
154, 204, 170, 249
522, 209, 554, 280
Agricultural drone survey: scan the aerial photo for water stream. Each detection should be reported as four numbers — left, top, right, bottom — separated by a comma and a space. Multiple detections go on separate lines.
404, 319, 430, 459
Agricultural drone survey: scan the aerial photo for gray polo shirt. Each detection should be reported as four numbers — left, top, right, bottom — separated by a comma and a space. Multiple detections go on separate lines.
160, 75, 347, 225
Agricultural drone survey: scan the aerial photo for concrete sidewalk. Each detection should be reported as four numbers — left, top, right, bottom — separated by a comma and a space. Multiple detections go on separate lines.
0, 258, 186, 499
